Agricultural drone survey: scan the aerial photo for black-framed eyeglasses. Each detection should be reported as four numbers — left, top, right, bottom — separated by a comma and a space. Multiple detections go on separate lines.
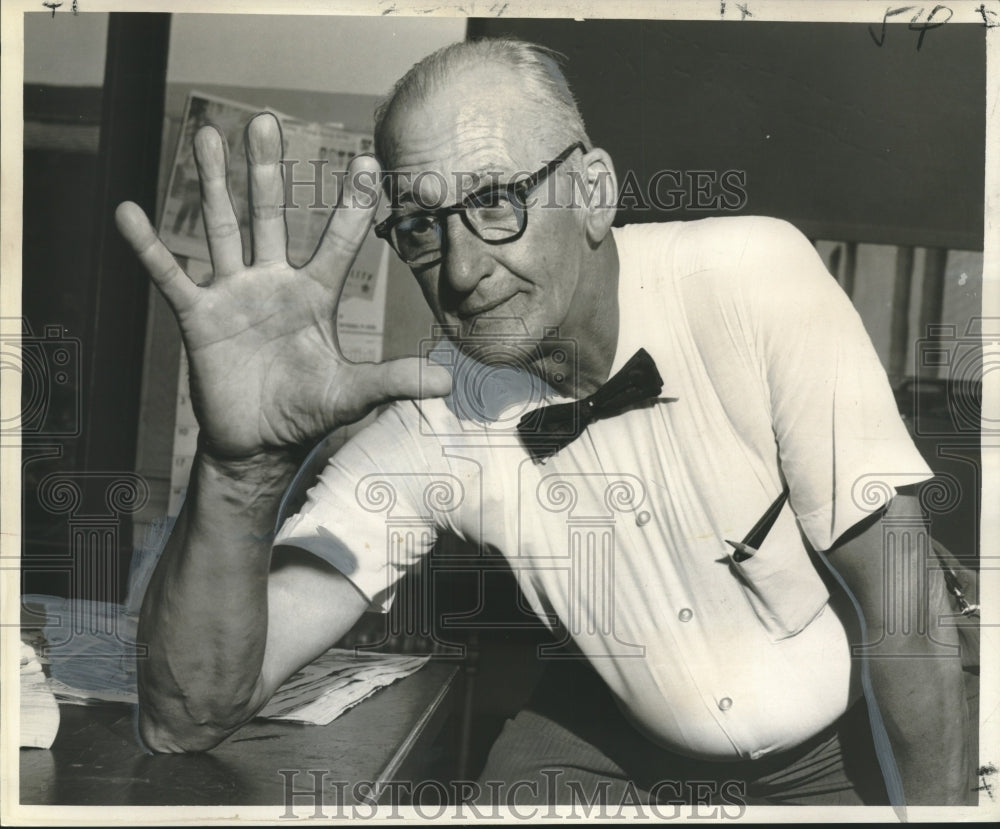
374, 142, 586, 268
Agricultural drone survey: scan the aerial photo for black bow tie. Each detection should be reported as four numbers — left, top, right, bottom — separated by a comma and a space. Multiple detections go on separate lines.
517, 348, 668, 461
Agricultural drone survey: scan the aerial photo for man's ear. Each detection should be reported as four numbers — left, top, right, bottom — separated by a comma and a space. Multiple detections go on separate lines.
578, 148, 618, 244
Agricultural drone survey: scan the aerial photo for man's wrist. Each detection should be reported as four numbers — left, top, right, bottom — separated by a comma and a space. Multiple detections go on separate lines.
198, 446, 302, 477
193, 438, 304, 510
196, 431, 305, 478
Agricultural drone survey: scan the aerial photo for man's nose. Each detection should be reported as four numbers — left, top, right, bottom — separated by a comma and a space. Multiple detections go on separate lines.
440, 214, 494, 292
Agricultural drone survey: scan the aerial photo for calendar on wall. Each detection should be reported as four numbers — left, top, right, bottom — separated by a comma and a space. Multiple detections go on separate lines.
160, 92, 390, 516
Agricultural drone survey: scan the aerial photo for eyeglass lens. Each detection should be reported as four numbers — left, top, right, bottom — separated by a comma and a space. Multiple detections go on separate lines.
393, 190, 525, 264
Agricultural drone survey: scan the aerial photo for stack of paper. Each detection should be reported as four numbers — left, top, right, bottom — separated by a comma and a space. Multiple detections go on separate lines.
28, 615, 429, 727
260, 649, 430, 725
20, 643, 60, 749
23, 529, 431, 730
45, 675, 139, 706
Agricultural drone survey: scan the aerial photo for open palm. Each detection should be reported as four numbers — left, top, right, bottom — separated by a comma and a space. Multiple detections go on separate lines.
116, 114, 449, 460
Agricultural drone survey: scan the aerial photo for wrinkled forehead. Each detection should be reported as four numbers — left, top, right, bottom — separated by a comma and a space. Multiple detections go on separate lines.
381, 73, 549, 206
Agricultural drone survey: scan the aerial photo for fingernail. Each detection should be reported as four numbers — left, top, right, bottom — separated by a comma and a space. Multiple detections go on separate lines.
194, 126, 226, 172
349, 153, 381, 172
247, 115, 279, 162
195, 125, 222, 151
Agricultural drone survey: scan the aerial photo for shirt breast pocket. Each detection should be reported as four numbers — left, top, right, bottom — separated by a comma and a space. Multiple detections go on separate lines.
728, 501, 830, 640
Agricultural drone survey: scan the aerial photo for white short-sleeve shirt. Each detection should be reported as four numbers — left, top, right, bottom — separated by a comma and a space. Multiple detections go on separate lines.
275, 216, 932, 761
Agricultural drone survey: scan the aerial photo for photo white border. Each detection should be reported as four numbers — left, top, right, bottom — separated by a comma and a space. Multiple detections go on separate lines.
2, 0, 996, 824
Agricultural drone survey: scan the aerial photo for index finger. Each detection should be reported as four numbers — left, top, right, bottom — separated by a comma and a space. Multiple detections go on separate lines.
304, 153, 381, 292
115, 201, 200, 314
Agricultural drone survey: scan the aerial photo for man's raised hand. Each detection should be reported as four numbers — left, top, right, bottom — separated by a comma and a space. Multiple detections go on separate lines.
116, 113, 451, 462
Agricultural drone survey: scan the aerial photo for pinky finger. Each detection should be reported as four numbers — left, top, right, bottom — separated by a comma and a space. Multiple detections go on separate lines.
115, 201, 201, 314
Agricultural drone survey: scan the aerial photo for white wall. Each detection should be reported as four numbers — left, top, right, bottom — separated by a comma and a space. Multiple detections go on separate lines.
166, 14, 466, 94
24, 11, 108, 86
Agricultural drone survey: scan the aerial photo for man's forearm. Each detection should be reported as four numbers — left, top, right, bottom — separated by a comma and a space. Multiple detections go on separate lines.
864, 614, 971, 805
825, 495, 973, 805
136, 448, 300, 752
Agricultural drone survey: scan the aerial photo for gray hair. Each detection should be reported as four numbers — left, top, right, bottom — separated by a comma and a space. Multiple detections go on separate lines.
373, 37, 591, 167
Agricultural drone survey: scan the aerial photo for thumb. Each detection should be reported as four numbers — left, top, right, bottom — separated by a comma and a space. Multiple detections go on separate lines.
348, 357, 453, 411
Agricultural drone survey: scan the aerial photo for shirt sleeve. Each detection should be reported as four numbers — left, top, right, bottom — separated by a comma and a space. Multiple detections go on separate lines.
272, 401, 441, 611
739, 218, 933, 550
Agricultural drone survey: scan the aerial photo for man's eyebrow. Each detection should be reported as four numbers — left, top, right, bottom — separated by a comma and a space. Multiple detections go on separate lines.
387, 167, 511, 211
460, 168, 508, 188
386, 187, 430, 212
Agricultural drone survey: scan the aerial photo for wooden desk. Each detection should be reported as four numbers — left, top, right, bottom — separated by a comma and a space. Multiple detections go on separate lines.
19, 662, 458, 808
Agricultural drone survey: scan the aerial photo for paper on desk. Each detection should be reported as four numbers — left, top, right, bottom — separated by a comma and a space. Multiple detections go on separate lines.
21, 643, 60, 749
42, 649, 430, 726
23, 596, 430, 728
43, 650, 430, 726
260, 649, 430, 725
21, 595, 140, 700
45, 676, 139, 706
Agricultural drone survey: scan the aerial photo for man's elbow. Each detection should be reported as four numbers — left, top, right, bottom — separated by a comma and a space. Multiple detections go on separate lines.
137, 704, 244, 754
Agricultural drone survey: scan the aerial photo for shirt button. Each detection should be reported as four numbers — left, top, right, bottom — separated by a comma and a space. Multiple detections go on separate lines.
636, 510, 651, 527
718, 697, 733, 711
678, 608, 693, 622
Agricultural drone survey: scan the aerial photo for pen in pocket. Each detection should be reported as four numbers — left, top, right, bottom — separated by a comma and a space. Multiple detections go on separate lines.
724, 538, 757, 562
724, 487, 790, 562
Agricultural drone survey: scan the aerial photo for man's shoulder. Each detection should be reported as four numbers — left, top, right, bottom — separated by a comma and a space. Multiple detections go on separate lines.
615, 215, 824, 313
616, 215, 809, 272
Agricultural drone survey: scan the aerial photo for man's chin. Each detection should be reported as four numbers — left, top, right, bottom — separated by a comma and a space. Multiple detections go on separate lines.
451, 322, 544, 369
457, 312, 533, 337
449, 312, 531, 344
456, 338, 542, 368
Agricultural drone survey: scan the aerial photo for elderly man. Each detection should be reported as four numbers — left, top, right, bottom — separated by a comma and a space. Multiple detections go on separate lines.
115, 38, 970, 807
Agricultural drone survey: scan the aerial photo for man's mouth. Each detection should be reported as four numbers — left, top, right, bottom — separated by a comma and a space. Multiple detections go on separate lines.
456, 295, 516, 320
